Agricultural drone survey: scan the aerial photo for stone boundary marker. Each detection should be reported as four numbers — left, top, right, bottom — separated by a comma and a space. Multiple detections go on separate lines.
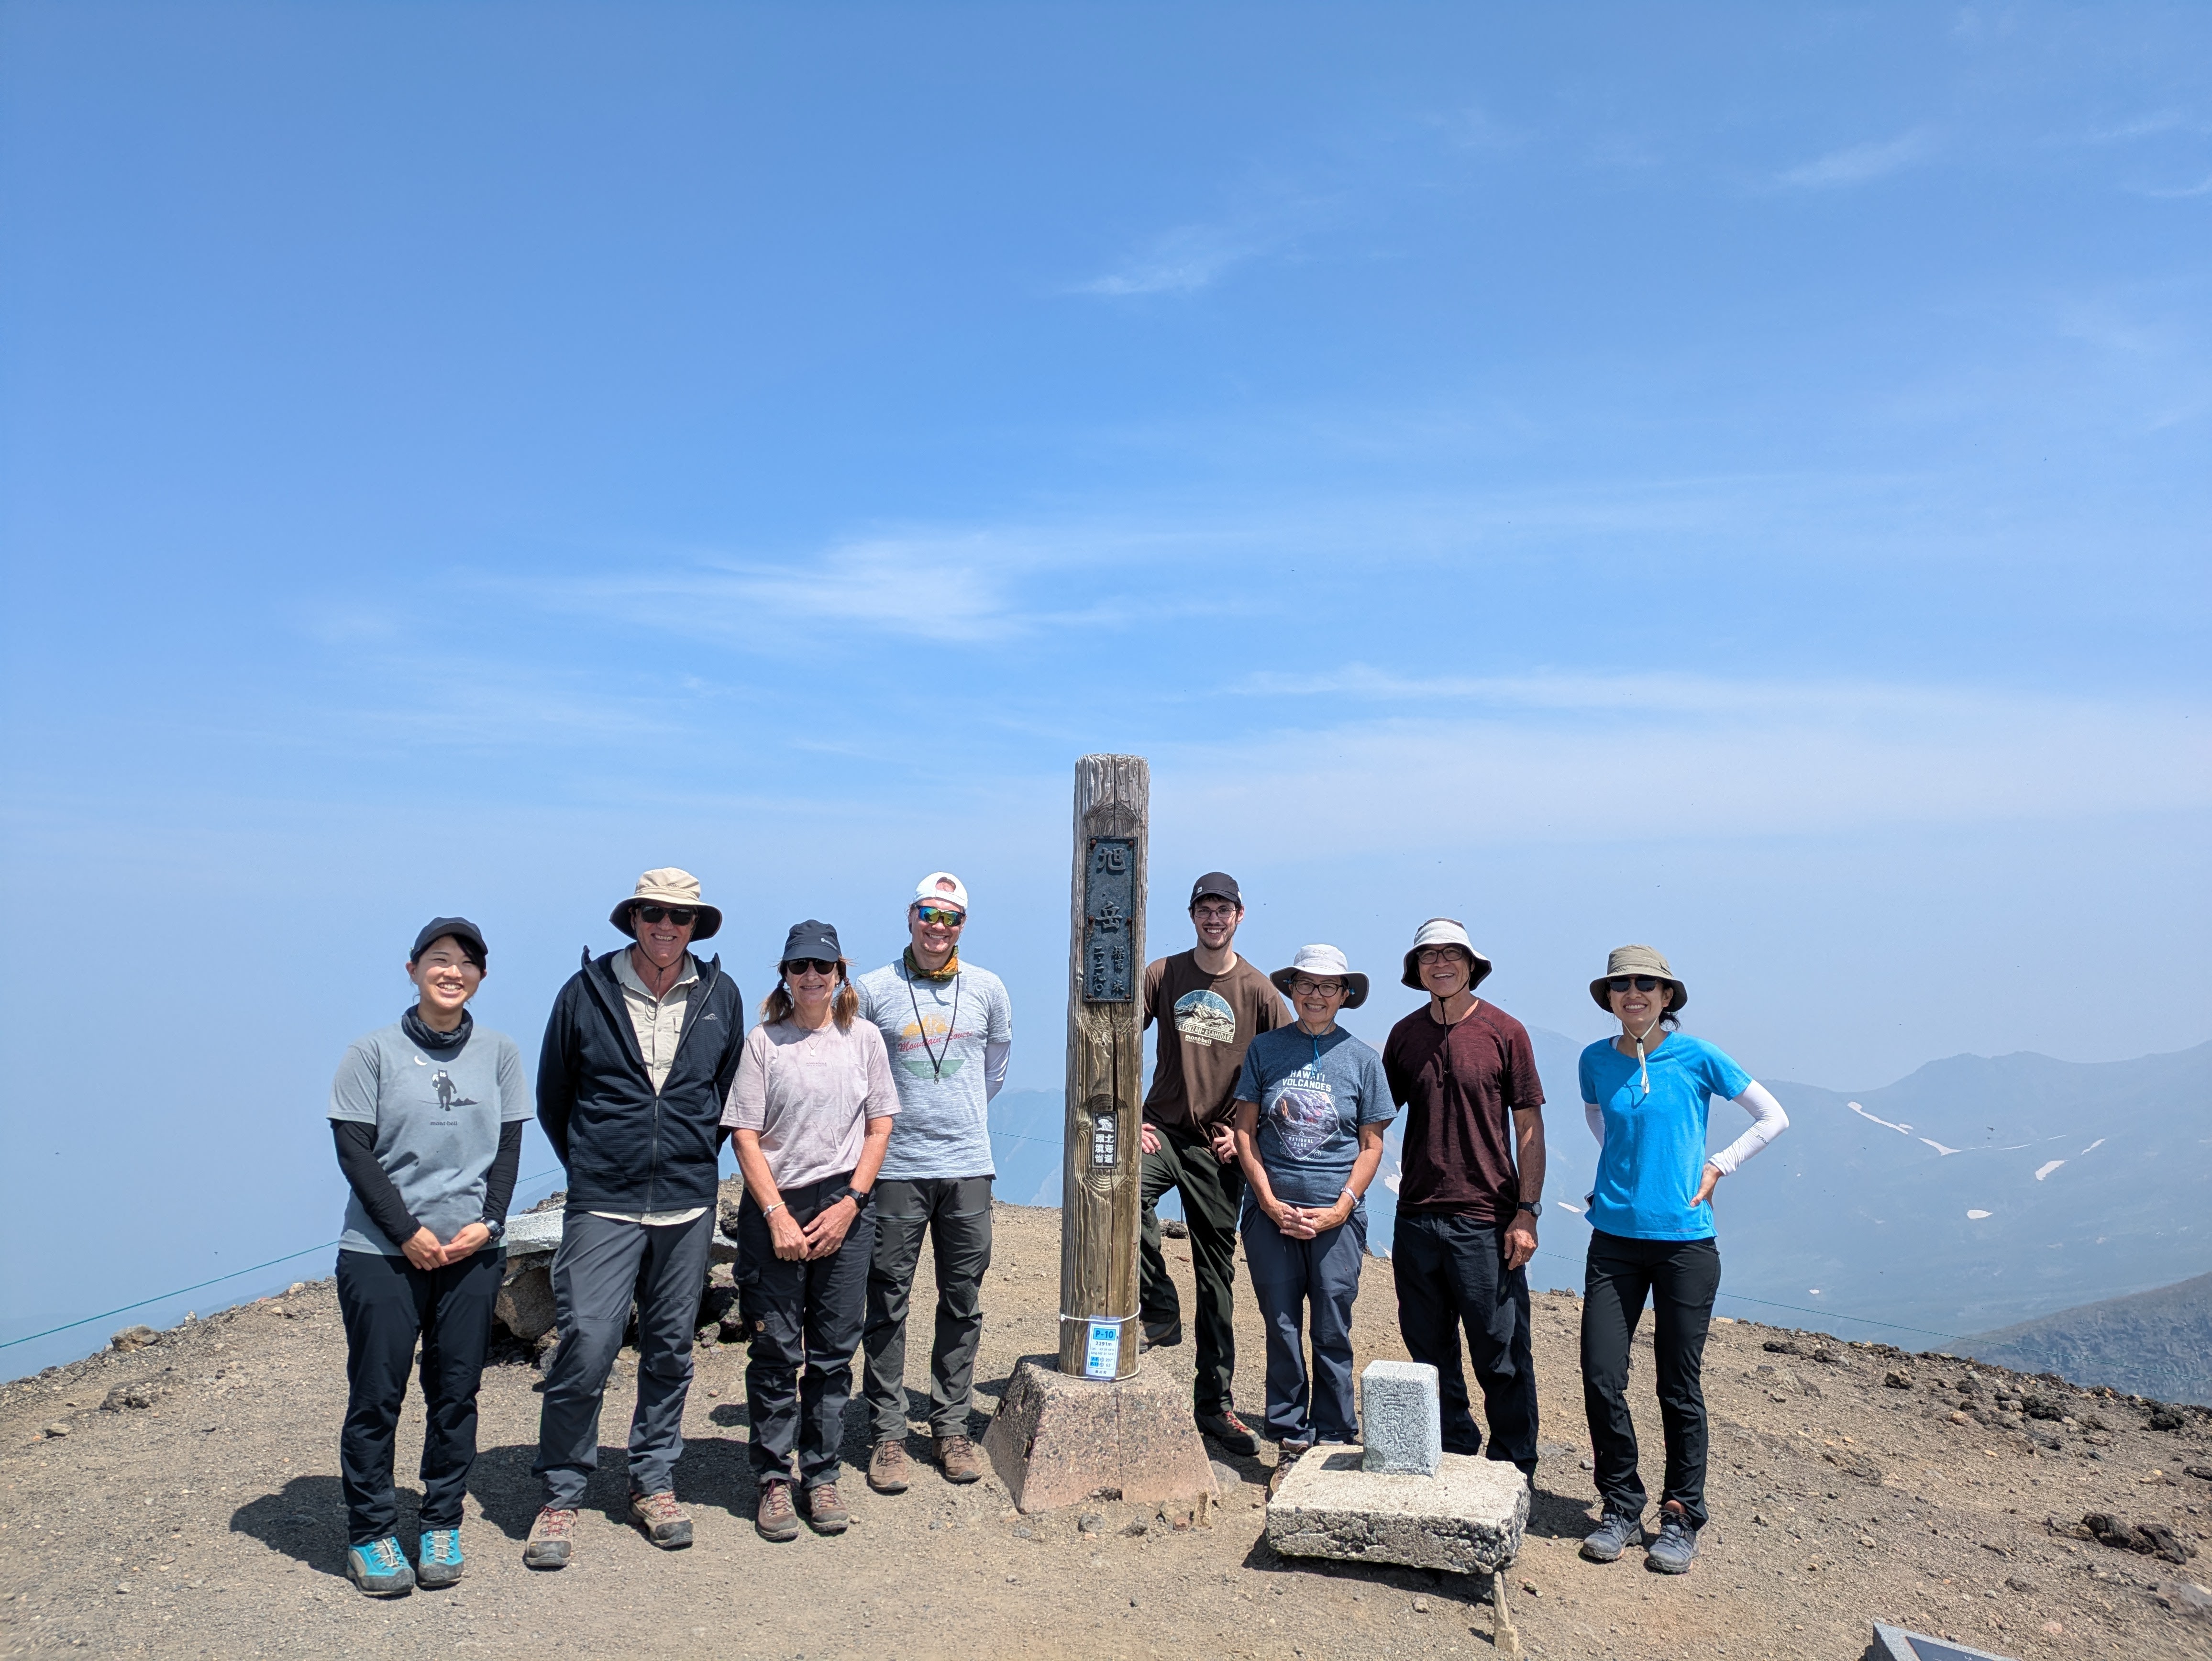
1267, 1362, 1529, 1657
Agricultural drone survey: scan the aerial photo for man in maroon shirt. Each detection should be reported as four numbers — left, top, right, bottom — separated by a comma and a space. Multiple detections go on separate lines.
1380, 917, 1547, 1475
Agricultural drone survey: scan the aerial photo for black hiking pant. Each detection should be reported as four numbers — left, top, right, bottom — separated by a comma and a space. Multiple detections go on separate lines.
1580, 1229, 1722, 1528
335, 1245, 502, 1545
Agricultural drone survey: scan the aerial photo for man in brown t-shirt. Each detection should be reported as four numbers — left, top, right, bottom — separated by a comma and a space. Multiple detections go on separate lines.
1380, 917, 1547, 1474
1139, 871, 1289, 1456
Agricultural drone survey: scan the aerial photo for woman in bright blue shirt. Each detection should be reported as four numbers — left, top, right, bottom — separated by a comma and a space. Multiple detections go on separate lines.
1575, 945, 1786, 1577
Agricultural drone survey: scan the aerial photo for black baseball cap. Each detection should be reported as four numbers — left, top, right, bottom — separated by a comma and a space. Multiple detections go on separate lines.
1189, 872, 1243, 908
411, 916, 488, 967
779, 919, 843, 965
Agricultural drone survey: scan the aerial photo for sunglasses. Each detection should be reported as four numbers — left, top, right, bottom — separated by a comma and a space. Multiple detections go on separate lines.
914, 907, 966, 927
1607, 975, 1664, 993
635, 905, 697, 926
784, 958, 840, 977
1289, 978, 1345, 998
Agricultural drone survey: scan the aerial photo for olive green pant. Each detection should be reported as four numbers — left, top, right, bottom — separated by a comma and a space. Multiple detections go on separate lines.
1139, 1124, 1244, 1416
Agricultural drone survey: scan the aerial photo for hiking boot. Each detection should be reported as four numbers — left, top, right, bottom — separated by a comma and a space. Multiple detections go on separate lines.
1140, 1319, 1183, 1351
343, 1536, 414, 1596
1580, 1507, 1645, 1563
629, 1490, 693, 1550
414, 1527, 464, 1589
1195, 1409, 1259, 1457
1644, 1503, 1699, 1574
755, 1480, 799, 1543
867, 1439, 913, 1494
935, 1435, 984, 1484
807, 1482, 851, 1534
1268, 1440, 1311, 1497
523, 1506, 579, 1569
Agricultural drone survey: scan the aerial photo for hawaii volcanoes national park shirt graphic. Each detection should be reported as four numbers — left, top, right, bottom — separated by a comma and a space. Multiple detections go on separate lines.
1172, 988, 1237, 1049
1264, 1063, 1338, 1158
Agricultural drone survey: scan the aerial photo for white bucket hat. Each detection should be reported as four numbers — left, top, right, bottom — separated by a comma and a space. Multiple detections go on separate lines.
1269, 944, 1370, 1008
1399, 917, 1494, 991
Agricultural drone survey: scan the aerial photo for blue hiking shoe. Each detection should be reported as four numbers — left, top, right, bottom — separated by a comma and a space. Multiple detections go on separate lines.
1644, 1504, 1700, 1574
1580, 1507, 1645, 1563
415, 1527, 464, 1589
344, 1536, 415, 1596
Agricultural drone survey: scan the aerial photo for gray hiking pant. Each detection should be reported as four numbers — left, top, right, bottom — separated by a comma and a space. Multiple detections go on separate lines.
533, 1207, 713, 1509
861, 1175, 994, 1441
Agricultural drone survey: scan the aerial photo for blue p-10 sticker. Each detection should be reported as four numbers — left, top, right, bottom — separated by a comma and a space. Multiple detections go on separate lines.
1084, 1320, 1119, 1380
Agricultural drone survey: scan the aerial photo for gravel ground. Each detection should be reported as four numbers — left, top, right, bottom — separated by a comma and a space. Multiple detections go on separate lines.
3, 1199, 2209, 1661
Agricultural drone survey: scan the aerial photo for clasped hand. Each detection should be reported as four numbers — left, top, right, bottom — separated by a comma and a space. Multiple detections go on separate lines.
1265, 1196, 1350, 1240
402, 1222, 491, 1272
769, 1198, 857, 1262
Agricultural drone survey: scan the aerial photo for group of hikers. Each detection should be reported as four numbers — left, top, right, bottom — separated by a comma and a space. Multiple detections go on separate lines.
329, 864, 1788, 1597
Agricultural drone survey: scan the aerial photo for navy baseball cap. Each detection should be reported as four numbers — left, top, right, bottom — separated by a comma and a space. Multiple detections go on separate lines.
1189, 872, 1243, 908
779, 919, 843, 965
410, 916, 487, 967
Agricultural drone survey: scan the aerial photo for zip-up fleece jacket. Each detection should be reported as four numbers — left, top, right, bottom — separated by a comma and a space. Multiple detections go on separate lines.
536, 948, 746, 1215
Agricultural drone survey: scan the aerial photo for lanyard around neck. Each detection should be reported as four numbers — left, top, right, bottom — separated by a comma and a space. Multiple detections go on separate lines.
907, 967, 961, 1082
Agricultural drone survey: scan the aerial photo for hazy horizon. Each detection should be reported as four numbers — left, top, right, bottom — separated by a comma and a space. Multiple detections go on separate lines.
3, 5, 2206, 1375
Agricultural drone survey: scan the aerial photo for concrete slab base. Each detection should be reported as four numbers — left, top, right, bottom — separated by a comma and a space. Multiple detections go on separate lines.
982, 1355, 1219, 1516
1266, 1447, 1531, 1659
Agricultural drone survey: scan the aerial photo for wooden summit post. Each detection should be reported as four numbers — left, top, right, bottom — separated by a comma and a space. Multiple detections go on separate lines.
1057, 753, 1148, 1379
981, 753, 1214, 1512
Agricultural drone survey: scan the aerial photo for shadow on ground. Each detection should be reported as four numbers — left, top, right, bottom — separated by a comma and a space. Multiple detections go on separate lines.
229, 1475, 361, 1575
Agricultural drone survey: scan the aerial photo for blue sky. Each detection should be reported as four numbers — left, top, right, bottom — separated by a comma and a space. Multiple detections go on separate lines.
2, 3, 2207, 1365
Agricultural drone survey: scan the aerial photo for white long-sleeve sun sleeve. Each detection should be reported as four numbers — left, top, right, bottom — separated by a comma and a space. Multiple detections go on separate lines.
984, 1040, 1010, 1102
1706, 1080, 1787, 1175
1583, 1102, 1605, 1148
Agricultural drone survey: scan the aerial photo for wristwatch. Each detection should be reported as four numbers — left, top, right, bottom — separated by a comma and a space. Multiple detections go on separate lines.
841, 1185, 873, 1207
482, 1218, 506, 1244
1516, 1201, 1541, 1220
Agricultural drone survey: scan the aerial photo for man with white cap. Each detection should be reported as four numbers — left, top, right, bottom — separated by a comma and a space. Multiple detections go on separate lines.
525, 869, 746, 1569
853, 872, 1013, 1493
1380, 918, 1548, 1477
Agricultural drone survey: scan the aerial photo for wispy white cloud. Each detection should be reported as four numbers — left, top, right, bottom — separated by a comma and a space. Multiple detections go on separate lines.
1776, 129, 1936, 189
1165, 671, 2210, 848
522, 524, 1206, 645
2130, 171, 2212, 200
1071, 221, 1271, 297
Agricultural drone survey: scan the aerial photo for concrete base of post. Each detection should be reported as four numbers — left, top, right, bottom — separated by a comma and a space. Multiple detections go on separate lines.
982, 1354, 1219, 1516
1266, 1448, 1529, 1658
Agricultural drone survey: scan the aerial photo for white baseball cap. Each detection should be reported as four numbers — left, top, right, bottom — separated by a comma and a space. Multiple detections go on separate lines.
912, 871, 969, 912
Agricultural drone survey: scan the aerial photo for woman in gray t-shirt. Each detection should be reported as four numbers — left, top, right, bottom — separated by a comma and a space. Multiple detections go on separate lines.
328, 917, 529, 1596
721, 919, 898, 1541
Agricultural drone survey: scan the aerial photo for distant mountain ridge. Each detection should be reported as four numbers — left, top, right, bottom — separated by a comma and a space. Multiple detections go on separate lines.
1961, 1270, 2212, 1406
988, 1036, 2212, 1350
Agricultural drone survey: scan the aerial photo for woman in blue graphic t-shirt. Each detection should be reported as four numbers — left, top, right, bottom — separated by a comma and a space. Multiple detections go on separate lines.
1574, 945, 1787, 1578
1230, 945, 1393, 1472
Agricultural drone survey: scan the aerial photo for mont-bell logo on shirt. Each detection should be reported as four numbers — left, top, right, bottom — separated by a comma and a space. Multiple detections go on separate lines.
430, 1072, 478, 1114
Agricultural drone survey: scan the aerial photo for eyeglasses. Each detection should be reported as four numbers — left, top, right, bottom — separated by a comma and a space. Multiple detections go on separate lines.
914, 907, 966, 927
635, 905, 697, 926
1192, 903, 1239, 921
1289, 978, 1345, 998
1414, 948, 1465, 966
784, 958, 840, 977
1607, 975, 1664, 993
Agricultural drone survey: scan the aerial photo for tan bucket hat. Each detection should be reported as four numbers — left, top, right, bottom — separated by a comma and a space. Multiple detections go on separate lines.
1587, 943, 1685, 1012
1399, 917, 1494, 991
611, 867, 723, 941
1269, 944, 1370, 1009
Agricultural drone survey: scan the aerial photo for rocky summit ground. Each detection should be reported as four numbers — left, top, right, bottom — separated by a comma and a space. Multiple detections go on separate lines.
4, 1199, 2210, 1661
